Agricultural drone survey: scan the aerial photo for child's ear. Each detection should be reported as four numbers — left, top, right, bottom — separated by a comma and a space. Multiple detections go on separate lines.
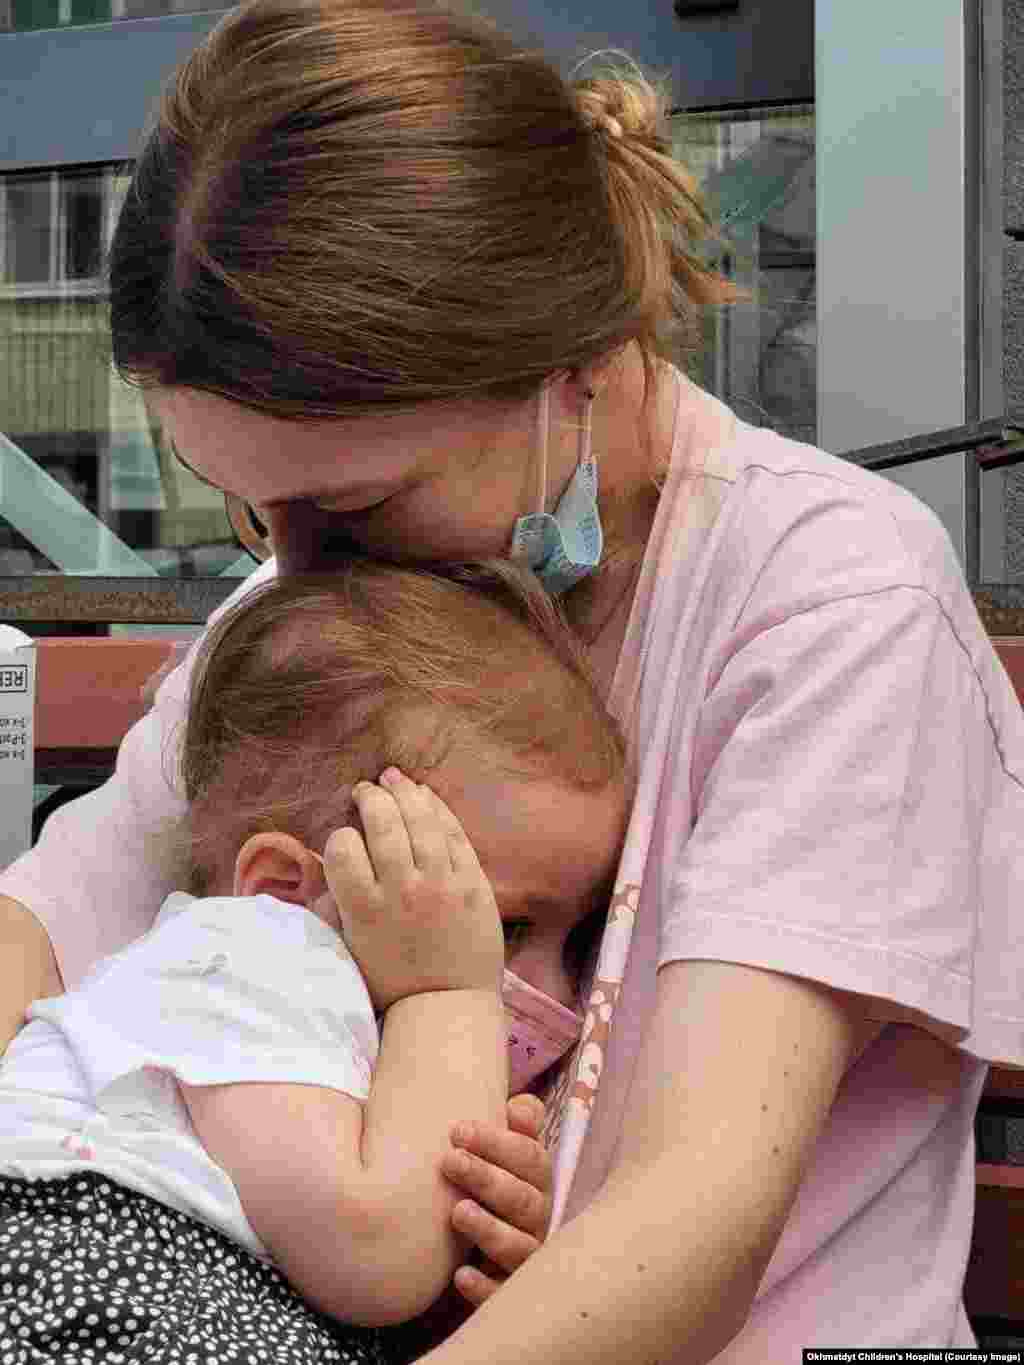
233, 833, 326, 906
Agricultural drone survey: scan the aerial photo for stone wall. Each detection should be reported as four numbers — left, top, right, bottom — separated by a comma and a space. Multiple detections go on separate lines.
1004, 0, 1024, 578
1005, 0, 1024, 406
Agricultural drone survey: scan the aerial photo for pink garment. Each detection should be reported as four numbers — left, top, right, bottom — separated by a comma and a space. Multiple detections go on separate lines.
541, 375, 1023, 1354
4, 369, 1023, 1355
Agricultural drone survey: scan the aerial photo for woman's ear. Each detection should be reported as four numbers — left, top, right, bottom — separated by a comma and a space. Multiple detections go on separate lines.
566, 348, 624, 404
233, 832, 326, 906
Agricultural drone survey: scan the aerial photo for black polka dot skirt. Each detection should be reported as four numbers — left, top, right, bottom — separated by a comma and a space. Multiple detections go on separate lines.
0, 1171, 396, 1364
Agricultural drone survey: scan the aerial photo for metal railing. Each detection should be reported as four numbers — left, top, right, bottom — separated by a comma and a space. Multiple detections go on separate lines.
843, 416, 1024, 595
4, 416, 1024, 628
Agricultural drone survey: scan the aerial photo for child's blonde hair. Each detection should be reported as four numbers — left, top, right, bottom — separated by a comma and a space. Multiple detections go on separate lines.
179, 558, 628, 896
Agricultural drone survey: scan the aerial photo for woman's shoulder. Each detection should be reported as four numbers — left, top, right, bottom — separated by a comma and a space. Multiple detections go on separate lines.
661, 409, 965, 614
619, 402, 1001, 727
724, 422, 948, 554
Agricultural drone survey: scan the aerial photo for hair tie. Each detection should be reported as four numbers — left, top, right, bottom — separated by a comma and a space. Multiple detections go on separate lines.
596, 114, 623, 141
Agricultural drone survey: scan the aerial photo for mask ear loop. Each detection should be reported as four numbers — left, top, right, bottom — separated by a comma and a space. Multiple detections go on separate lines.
533, 384, 550, 515
528, 376, 595, 521
580, 385, 596, 467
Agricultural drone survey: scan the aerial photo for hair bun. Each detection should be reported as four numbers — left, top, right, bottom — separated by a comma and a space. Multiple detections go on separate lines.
586, 107, 624, 141
574, 72, 664, 151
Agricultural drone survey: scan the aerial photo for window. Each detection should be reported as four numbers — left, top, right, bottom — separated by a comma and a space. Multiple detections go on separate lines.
3, 176, 52, 286
4, 0, 227, 32
1, 168, 116, 295
672, 105, 816, 445
0, 163, 248, 582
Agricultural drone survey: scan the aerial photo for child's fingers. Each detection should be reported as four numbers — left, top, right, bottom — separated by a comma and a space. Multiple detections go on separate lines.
378, 769, 452, 876
506, 1093, 547, 1141
451, 1262, 502, 1309
322, 826, 377, 906
350, 781, 413, 883
449, 1120, 551, 1197
451, 1199, 540, 1279
442, 1142, 550, 1244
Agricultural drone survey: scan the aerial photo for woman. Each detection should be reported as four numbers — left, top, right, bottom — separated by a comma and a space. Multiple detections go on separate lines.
2, 0, 1021, 1359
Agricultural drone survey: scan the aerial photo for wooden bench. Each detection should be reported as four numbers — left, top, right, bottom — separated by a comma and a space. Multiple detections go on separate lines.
33, 635, 187, 787
21, 632, 1024, 1340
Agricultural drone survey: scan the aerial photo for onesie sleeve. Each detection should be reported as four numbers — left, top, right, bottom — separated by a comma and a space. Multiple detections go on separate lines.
659, 583, 1024, 1068
28, 893, 379, 1103
0, 560, 278, 990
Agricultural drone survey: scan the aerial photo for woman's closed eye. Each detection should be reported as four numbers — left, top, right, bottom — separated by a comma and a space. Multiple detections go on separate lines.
312, 492, 397, 517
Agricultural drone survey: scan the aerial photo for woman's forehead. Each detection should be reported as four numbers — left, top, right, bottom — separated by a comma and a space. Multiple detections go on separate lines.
147, 386, 473, 503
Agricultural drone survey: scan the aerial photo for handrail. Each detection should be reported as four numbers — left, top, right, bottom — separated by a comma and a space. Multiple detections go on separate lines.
842, 417, 1024, 473
6, 418, 1024, 626
0, 575, 238, 626
841, 415, 1024, 593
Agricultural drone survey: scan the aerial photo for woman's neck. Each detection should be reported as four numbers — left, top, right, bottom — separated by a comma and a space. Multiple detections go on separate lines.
565, 353, 677, 696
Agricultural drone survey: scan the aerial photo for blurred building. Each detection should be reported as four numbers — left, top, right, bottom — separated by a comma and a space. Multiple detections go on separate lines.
1, 1, 1021, 1344
0, 0, 1019, 600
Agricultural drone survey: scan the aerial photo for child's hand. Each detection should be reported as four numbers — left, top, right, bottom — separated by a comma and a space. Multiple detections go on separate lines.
442, 1093, 553, 1307
323, 768, 504, 1013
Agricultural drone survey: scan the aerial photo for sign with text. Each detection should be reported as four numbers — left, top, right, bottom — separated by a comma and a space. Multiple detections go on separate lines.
0, 643, 35, 870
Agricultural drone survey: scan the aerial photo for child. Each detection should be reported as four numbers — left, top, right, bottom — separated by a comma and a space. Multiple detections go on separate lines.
0, 560, 629, 1363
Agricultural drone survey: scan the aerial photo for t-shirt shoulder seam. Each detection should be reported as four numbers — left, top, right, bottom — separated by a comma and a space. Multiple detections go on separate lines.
729, 583, 1024, 793
736, 452, 931, 533
731, 443, 943, 554
722, 449, 934, 587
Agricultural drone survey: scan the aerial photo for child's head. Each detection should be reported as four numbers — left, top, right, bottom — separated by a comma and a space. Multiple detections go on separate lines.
178, 559, 630, 1010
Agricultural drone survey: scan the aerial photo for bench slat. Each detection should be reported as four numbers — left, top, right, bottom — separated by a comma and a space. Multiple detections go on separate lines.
34, 638, 176, 751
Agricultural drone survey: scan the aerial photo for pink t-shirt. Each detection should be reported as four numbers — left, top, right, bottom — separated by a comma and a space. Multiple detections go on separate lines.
4, 369, 1022, 1355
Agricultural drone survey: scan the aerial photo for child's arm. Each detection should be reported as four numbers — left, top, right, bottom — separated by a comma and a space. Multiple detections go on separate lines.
181, 772, 508, 1328
182, 992, 506, 1326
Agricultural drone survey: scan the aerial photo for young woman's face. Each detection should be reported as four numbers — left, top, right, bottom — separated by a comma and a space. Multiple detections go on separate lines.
148, 386, 547, 573
434, 766, 629, 1010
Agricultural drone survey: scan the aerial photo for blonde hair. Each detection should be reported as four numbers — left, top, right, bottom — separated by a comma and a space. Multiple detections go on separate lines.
110, 0, 735, 424
178, 559, 628, 895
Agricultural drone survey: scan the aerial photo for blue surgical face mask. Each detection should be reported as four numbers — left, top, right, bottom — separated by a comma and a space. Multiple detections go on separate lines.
509, 384, 603, 595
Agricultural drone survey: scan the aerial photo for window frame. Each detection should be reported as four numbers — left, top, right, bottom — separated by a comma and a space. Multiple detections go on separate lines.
0, 164, 122, 300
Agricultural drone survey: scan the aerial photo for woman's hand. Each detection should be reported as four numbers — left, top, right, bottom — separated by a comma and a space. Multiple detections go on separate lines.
443, 1093, 553, 1307
323, 768, 504, 1012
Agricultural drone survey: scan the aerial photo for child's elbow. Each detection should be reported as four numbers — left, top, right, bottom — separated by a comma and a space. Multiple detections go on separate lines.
255, 1198, 451, 1329
270, 1181, 462, 1327
325, 1237, 455, 1328
337, 1285, 439, 1329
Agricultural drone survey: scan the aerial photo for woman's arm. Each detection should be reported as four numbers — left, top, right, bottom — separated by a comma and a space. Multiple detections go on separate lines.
428, 958, 884, 1365
0, 894, 62, 1051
